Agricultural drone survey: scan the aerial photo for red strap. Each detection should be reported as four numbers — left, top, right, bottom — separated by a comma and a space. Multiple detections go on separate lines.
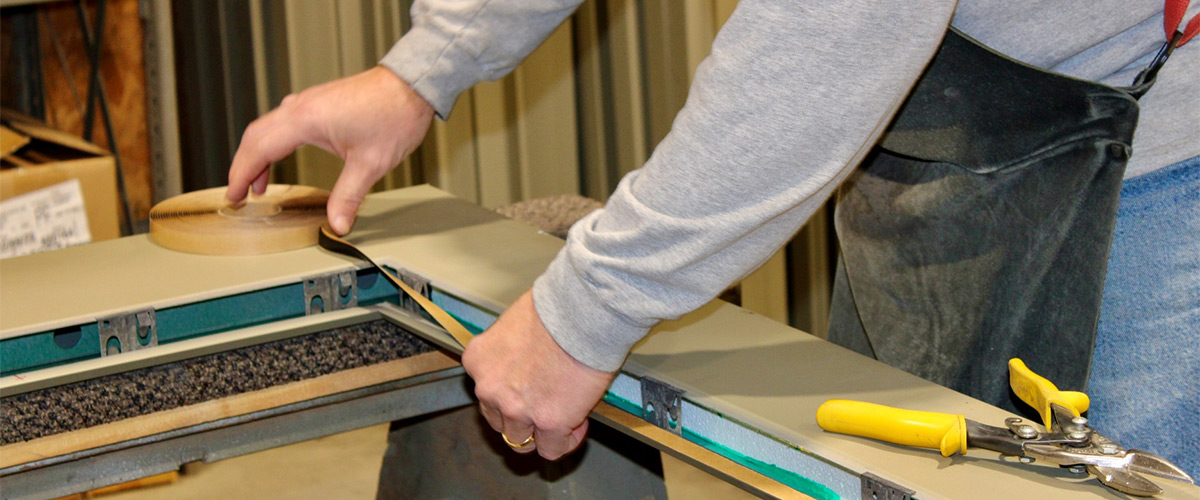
1165, 0, 1200, 46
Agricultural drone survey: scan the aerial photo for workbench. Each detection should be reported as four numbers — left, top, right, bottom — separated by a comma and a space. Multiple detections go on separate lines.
1, 186, 1195, 499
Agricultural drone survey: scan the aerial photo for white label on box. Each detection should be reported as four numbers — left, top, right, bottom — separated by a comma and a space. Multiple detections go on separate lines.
0, 179, 93, 258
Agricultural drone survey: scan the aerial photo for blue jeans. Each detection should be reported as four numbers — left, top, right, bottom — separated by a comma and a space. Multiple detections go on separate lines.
1088, 155, 1200, 479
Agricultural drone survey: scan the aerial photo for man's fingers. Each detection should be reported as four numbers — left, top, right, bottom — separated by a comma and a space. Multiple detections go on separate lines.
251, 170, 269, 195
478, 395, 540, 454
478, 402, 504, 433
226, 117, 275, 202
532, 428, 572, 460
462, 291, 611, 462
327, 155, 385, 234
501, 422, 537, 454
531, 418, 589, 461
226, 110, 311, 202
568, 420, 589, 452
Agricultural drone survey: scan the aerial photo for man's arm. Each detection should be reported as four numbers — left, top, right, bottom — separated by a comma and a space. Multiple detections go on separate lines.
226, 0, 586, 233
464, 0, 958, 461
382, 0, 585, 119
536, 0, 958, 372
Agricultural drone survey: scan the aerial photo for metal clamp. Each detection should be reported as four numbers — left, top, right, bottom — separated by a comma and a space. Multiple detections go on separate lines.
641, 377, 683, 435
861, 472, 914, 500
98, 308, 157, 356
304, 270, 358, 315
393, 268, 431, 315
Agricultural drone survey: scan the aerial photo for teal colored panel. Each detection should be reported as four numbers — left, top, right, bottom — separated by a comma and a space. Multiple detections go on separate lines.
431, 290, 493, 335
0, 323, 98, 377
1, 268, 401, 376
601, 393, 839, 500
155, 283, 305, 343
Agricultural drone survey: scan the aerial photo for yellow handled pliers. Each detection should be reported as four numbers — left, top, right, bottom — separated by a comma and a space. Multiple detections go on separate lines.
816, 359, 1194, 497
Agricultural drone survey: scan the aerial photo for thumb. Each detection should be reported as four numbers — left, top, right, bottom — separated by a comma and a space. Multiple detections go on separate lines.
327, 155, 386, 234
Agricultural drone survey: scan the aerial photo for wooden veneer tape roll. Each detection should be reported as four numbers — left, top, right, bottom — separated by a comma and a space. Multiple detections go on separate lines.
149, 185, 329, 256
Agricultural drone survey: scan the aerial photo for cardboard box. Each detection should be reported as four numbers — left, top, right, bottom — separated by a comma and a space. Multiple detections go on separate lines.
0, 116, 121, 244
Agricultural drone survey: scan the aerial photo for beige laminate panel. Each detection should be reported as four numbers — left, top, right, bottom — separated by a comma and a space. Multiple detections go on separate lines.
0, 236, 339, 338
626, 301, 1197, 499
4, 185, 1193, 499
0, 185, 560, 338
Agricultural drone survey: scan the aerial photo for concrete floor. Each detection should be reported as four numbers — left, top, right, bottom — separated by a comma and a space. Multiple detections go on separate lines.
101, 424, 756, 500
104, 425, 391, 500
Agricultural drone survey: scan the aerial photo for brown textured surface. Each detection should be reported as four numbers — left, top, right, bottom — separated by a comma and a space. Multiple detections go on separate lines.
37, 0, 152, 220
0, 320, 433, 445
495, 194, 603, 238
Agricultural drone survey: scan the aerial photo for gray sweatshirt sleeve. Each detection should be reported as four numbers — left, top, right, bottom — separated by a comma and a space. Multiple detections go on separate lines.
380, 0, 585, 118
380, 0, 956, 372
534, 0, 956, 372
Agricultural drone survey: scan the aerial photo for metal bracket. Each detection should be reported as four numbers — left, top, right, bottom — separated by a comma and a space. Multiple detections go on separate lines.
97, 308, 157, 356
304, 270, 358, 315
640, 377, 683, 435
393, 268, 431, 315
861, 472, 914, 500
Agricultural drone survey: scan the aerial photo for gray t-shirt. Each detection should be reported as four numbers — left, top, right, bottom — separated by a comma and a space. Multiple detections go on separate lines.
382, 0, 1200, 371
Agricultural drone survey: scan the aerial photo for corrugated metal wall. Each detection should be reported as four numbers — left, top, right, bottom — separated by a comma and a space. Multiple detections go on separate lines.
241, 0, 833, 335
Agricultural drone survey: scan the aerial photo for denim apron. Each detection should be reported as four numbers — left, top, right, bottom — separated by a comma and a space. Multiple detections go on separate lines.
826, 28, 1146, 413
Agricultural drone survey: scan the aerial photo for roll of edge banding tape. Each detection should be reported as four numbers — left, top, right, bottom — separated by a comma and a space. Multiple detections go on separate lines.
149, 185, 330, 256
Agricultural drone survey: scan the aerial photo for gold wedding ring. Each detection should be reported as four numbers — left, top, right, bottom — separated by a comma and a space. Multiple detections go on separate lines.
501, 432, 535, 449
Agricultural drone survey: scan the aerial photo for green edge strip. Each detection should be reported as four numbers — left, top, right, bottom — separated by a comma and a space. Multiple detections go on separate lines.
603, 394, 839, 500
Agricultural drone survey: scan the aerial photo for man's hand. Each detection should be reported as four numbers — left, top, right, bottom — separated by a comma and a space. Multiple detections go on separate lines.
463, 291, 615, 460
226, 66, 434, 234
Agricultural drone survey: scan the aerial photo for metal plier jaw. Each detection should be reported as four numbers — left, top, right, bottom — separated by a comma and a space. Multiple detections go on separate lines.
970, 403, 1194, 497
817, 359, 1195, 497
